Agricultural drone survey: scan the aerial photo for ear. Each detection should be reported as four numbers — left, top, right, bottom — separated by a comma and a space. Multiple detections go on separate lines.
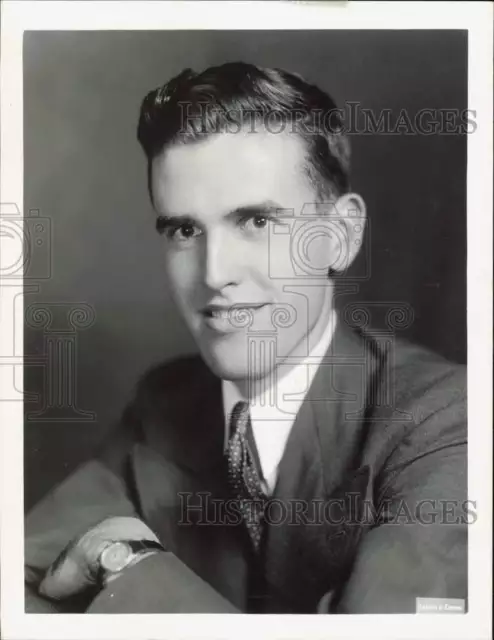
329, 192, 367, 274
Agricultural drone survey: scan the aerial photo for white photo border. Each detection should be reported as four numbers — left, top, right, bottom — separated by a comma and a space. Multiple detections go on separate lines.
1, 2, 492, 639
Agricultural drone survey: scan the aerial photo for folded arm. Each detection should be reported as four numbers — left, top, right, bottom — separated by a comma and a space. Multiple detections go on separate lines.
332, 382, 468, 613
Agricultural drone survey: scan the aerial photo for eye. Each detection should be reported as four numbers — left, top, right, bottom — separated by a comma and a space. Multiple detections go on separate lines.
238, 213, 273, 233
171, 222, 202, 241
156, 216, 203, 243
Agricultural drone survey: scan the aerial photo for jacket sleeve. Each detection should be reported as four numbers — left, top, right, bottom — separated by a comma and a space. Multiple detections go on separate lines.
328, 370, 469, 614
25, 396, 239, 614
85, 552, 239, 613
24, 438, 140, 611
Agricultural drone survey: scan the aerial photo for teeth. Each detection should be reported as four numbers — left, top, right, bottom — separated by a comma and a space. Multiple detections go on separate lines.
205, 305, 265, 320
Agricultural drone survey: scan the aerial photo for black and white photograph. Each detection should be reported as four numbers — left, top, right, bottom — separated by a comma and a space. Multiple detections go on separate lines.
0, 2, 492, 639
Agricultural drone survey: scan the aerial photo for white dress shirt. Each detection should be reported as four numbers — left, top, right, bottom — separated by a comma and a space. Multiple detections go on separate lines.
222, 310, 337, 495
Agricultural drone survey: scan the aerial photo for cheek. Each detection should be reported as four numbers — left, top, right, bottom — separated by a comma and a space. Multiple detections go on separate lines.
242, 241, 274, 290
306, 287, 328, 315
164, 251, 198, 305
275, 286, 328, 332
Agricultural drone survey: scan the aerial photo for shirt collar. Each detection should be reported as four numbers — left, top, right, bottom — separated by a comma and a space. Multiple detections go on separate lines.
222, 309, 337, 437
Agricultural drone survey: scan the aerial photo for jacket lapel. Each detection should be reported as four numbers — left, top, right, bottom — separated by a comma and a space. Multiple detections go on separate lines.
263, 321, 377, 612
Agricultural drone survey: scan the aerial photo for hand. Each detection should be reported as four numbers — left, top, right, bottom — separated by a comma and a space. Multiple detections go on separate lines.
38, 516, 161, 600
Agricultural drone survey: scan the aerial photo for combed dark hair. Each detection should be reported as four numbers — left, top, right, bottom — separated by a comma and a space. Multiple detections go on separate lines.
137, 62, 350, 199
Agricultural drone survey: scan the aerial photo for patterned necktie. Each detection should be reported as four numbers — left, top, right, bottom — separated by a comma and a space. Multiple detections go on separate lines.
226, 401, 268, 551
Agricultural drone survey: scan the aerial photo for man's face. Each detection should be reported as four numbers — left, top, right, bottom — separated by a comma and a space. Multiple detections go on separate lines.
151, 129, 345, 383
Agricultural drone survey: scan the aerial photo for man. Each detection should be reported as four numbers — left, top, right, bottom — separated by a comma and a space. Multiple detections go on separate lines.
25, 62, 468, 614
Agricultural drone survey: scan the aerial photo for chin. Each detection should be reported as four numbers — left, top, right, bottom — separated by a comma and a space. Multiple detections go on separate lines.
197, 338, 255, 382
200, 351, 249, 381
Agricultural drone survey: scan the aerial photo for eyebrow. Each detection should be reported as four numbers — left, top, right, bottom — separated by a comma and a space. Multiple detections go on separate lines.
228, 201, 291, 219
155, 200, 291, 234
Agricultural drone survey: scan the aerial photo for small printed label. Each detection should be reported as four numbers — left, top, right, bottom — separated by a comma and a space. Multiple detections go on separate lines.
416, 597, 465, 614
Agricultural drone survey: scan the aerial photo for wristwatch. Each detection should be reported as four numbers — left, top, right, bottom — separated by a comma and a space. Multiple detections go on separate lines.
98, 539, 165, 583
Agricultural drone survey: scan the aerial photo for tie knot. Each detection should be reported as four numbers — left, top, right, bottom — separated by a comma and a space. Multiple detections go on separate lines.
230, 400, 250, 436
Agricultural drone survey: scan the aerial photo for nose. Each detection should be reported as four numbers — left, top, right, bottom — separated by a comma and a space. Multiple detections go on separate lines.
203, 229, 239, 291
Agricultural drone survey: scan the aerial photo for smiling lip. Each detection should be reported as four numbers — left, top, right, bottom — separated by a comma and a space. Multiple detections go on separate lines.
201, 303, 269, 332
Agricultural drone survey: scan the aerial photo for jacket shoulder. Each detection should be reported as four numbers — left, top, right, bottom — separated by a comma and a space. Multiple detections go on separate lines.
360, 327, 466, 415
358, 330, 467, 477
97, 354, 218, 468
135, 353, 214, 399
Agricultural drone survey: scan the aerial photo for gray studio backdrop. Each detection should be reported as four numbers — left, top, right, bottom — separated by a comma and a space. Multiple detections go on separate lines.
24, 30, 467, 509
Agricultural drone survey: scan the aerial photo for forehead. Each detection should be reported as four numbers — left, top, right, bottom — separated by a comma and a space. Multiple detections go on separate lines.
151, 129, 314, 217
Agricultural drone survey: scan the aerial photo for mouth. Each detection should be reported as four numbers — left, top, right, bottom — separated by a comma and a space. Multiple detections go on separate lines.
200, 303, 269, 332
202, 303, 267, 318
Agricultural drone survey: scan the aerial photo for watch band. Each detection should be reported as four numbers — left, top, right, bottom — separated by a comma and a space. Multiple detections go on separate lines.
126, 539, 165, 555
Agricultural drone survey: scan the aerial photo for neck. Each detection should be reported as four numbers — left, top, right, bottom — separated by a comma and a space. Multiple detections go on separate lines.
234, 286, 336, 400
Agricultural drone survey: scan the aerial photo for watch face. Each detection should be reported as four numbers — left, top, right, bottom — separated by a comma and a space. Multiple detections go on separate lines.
100, 541, 133, 573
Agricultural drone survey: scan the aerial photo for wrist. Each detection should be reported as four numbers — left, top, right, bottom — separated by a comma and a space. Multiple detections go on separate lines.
97, 540, 165, 587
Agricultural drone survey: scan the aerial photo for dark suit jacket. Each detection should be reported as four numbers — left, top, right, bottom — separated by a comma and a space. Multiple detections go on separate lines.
25, 321, 468, 614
